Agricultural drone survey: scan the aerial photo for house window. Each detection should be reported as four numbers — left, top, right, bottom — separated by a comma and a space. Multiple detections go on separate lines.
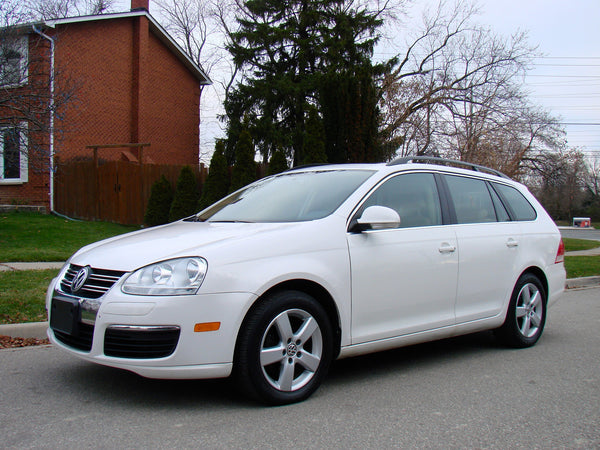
0, 35, 28, 87
0, 126, 28, 184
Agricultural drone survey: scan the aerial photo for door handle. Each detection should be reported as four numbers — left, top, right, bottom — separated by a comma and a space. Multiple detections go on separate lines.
439, 243, 456, 254
506, 238, 519, 248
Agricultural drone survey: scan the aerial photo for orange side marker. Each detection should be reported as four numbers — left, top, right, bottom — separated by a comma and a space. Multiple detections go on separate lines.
194, 322, 221, 332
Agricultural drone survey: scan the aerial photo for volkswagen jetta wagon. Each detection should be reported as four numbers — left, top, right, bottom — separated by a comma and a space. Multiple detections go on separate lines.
47, 157, 566, 404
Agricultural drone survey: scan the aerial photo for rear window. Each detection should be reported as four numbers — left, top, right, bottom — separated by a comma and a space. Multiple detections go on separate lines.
493, 183, 537, 221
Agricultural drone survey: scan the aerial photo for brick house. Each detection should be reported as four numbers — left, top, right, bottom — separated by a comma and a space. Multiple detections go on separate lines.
0, 0, 211, 212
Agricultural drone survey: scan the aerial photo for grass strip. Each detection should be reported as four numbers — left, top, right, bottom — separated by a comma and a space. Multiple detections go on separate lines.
564, 256, 600, 279
0, 212, 138, 262
0, 269, 60, 324
562, 238, 600, 252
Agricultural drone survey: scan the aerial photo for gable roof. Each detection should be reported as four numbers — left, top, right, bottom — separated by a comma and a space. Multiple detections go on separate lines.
43, 11, 212, 85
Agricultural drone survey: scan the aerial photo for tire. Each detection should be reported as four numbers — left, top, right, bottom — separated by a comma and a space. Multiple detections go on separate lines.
495, 273, 547, 348
234, 290, 333, 405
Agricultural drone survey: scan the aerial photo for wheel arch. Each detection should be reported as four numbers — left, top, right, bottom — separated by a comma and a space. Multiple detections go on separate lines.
235, 279, 342, 359
519, 266, 549, 301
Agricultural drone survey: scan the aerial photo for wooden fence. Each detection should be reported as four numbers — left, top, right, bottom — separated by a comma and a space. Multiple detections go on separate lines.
54, 160, 207, 225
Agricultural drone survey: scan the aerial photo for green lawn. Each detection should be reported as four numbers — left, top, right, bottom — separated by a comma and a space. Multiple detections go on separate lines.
0, 211, 139, 262
564, 256, 600, 279
563, 238, 600, 252
0, 269, 59, 324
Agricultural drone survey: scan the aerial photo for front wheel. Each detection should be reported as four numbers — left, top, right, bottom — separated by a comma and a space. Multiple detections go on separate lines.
234, 290, 333, 405
495, 273, 547, 348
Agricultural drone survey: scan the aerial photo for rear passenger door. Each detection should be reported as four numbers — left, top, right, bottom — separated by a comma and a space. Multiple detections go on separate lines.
442, 174, 521, 323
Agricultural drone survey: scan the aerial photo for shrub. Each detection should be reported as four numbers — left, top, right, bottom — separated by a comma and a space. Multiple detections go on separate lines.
169, 166, 200, 222
230, 129, 257, 192
268, 150, 288, 175
198, 140, 230, 210
144, 175, 173, 227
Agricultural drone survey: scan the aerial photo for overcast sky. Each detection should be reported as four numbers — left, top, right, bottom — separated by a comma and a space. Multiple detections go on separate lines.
114, 0, 600, 161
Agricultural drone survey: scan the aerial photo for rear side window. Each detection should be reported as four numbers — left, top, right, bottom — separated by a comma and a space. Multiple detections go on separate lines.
493, 183, 537, 221
444, 175, 497, 224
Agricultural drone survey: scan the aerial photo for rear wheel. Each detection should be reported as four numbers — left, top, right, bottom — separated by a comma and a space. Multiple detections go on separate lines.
495, 273, 547, 348
234, 290, 333, 405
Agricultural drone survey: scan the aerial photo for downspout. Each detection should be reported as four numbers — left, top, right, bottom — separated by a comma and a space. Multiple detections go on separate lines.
32, 25, 55, 213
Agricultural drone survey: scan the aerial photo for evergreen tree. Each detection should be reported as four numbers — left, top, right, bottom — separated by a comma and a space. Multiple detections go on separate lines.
169, 166, 199, 222
268, 149, 289, 175
319, 66, 385, 163
198, 140, 231, 210
144, 175, 173, 227
302, 105, 328, 165
225, 0, 385, 165
230, 129, 257, 192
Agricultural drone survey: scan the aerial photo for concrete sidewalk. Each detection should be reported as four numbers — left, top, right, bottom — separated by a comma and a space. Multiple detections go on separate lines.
0, 262, 65, 271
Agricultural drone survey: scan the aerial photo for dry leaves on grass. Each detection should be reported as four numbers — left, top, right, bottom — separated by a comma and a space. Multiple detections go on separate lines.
0, 335, 49, 348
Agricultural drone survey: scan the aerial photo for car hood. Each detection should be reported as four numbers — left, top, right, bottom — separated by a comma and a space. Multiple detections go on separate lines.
70, 220, 314, 272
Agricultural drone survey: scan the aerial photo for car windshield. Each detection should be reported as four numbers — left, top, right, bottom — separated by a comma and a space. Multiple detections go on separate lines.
197, 169, 375, 223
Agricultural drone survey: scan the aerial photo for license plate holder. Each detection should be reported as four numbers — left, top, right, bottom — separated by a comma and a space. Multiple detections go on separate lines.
50, 297, 81, 335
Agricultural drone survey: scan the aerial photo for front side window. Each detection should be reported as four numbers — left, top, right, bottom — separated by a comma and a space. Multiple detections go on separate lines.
358, 172, 442, 228
0, 35, 28, 87
0, 126, 28, 184
445, 175, 497, 224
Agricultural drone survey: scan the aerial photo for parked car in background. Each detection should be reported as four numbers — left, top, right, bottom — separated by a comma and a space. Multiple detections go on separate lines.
47, 157, 566, 404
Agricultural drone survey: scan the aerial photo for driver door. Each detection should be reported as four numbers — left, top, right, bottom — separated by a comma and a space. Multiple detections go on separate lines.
347, 172, 458, 344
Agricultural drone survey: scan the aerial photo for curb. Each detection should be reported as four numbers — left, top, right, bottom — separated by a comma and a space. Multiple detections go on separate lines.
0, 262, 65, 272
565, 276, 600, 290
2, 277, 600, 340
0, 321, 48, 339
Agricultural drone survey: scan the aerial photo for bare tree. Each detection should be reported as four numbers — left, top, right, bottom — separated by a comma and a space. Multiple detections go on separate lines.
527, 148, 589, 220
379, 0, 563, 176
24, 0, 115, 20
0, 0, 76, 176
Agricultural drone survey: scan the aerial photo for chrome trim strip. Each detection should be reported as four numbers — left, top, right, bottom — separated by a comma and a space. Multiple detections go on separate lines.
106, 325, 181, 332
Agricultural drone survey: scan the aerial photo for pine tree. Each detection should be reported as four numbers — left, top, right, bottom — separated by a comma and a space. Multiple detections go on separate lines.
268, 149, 289, 175
169, 166, 199, 222
302, 106, 328, 165
225, 0, 386, 165
230, 129, 257, 192
198, 140, 230, 210
144, 175, 173, 227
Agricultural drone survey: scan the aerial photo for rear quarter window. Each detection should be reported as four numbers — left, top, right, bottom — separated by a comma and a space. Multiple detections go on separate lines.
493, 183, 537, 221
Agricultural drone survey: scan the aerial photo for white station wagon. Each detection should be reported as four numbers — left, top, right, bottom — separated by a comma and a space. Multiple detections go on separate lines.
47, 157, 566, 404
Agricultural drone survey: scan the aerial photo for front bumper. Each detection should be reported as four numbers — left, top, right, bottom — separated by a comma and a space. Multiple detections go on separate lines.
47, 277, 257, 379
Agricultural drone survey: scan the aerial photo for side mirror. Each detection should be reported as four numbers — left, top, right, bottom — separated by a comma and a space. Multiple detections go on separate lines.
354, 206, 400, 232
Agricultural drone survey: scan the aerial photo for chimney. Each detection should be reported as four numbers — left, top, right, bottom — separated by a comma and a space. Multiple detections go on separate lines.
131, 0, 149, 11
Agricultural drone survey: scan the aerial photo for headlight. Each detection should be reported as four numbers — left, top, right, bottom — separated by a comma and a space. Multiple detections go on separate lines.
122, 257, 208, 296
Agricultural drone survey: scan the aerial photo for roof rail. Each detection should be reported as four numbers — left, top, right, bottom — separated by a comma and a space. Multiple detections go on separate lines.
387, 156, 510, 179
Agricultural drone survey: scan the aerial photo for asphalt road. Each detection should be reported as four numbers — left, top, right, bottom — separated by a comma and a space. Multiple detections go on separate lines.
560, 227, 600, 241
1, 287, 599, 449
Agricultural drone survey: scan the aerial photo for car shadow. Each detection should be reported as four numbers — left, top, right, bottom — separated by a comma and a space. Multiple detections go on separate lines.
46, 330, 506, 409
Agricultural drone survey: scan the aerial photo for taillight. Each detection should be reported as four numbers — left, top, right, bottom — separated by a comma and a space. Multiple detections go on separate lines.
555, 238, 565, 264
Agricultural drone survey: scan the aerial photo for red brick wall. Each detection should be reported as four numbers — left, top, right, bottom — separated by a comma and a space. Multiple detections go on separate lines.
1, 14, 201, 210
0, 35, 52, 210
140, 29, 200, 165
52, 19, 135, 162
52, 15, 200, 165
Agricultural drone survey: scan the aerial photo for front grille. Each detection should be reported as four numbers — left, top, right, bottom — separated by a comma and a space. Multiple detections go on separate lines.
104, 326, 181, 359
60, 264, 126, 299
53, 322, 94, 352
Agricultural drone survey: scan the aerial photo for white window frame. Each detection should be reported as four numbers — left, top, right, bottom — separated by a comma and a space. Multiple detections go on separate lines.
0, 34, 29, 88
0, 123, 28, 185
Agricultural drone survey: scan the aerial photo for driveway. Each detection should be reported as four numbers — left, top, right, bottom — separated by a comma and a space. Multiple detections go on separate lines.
1, 287, 599, 448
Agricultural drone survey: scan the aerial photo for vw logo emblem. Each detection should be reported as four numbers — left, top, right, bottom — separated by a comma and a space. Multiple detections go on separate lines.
71, 266, 90, 293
